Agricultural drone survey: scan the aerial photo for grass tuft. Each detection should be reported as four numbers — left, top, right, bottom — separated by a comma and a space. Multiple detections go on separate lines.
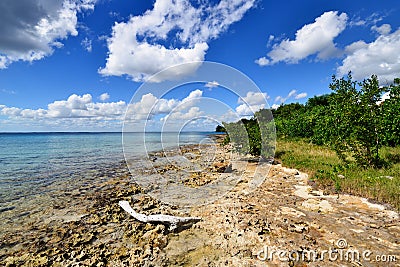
275, 137, 400, 211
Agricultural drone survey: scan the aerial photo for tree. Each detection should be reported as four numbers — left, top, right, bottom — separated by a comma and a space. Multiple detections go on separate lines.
305, 94, 331, 109
223, 110, 275, 159
327, 73, 386, 168
381, 78, 400, 147
272, 103, 306, 138
215, 125, 226, 132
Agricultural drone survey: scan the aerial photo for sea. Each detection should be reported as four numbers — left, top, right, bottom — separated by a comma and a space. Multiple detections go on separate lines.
0, 132, 214, 209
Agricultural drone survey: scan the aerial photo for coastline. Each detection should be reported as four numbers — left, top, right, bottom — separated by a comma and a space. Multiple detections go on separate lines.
1, 135, 399, 266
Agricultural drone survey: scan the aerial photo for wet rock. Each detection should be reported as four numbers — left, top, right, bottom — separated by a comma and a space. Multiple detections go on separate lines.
0, 206, 16, 213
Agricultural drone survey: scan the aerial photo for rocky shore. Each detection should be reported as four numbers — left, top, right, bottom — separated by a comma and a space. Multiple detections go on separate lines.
0, 135, 398, 266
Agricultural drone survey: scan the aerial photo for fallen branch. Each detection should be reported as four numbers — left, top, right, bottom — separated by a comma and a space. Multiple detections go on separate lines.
119, 200, 201, 231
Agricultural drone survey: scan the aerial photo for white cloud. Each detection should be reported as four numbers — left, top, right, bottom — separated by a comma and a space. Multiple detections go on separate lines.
0, 0, 96, 68
163, 106, 203, 121
1, 106, 22, 117
99, 0, 255, 82
275, 90, 307, 103
238, 91, 269, 105
377, 91, 390, 105
205, 81, 220, 88
81, 37, 92, 52
182, 89, 203, 102
371, 24, 392, 35
0, 55, 7, 69
295, 92, 307, 99
344, 40, 368, 54
338, 28, 400, 83
125, 89, 203, 121
254, 57, 270, 67
287, 89, 297, 98
236, 91, 269, 116
349, 13, 384, 28
1, 93, 126, 120
218, 109, 239, 123
256, 11, 347, 65
174, 89, 203, 111
99, 93, 110, 101
271, 104, 280, 110
235, 103, 265, 116
127, 94, 165, 120
267, 35, 275, 47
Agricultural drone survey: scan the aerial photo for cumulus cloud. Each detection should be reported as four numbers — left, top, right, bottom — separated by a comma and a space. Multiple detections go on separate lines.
0, 90, 218, 131
255, 10, 399, 84
235, 104, 264, 116
127, 93, 176, 120
0, 0, 96, 68
236, 91, 269, 116
338, 28, 400, 83
99, 0, 255, 82
238, 91, 269, 105
163, 106, 203, 121
99, 93, 110, 101
254, 57, 270, 67
125, 89, 203, 121
371, 24, 392, 35
0, 94, 126, 120
256, 11, 347, 66
271, 104, 280, 110
1, 106, 23, 117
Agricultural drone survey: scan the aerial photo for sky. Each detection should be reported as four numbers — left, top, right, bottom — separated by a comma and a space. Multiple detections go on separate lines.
0, 0, 399, 132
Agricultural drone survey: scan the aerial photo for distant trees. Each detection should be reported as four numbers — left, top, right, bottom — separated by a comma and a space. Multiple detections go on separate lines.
215, 125, 226, 132
221, 74, 400, 168
222, 112, 275, 160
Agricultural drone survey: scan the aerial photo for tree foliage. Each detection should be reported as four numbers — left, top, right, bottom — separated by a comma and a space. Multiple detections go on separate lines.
222, 74, 400, 168
215, 125, 226, 132
222, 111, 275, 159
381, 78, 400, 147
326, 74, 385, 167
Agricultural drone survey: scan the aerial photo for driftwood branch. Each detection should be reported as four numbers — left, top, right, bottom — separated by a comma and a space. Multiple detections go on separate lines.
119, 200, 201, 231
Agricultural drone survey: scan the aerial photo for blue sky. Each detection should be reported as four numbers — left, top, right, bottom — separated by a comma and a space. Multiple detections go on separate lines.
0, 0, 399, 132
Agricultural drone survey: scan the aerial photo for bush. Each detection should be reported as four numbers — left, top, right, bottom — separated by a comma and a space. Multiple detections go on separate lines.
326, 74, 385, 168
221, 74, 400, 169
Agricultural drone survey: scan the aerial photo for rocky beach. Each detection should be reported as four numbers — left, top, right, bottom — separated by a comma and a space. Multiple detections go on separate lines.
0, 135, 399, 266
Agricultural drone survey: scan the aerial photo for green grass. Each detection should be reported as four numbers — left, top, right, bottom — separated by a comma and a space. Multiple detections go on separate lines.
275, 137, 400, 211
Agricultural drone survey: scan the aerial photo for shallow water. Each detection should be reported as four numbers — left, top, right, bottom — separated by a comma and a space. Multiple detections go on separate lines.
0, 132, 213, 217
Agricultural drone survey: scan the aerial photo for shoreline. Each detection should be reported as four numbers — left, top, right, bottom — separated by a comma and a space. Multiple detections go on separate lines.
0, 135, 230, 265
1, 136, 399, 266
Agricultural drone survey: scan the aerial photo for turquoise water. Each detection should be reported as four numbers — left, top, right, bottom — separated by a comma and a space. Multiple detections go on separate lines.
0, 132, 213, 205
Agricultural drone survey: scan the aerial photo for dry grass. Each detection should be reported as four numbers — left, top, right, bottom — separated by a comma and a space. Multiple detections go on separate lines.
275, 137, 400, 211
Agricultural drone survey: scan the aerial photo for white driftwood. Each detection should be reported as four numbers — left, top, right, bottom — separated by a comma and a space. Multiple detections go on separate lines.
119, 200, 201, 231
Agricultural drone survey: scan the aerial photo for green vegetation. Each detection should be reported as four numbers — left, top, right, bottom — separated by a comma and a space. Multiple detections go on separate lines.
275, 138, 400, 211
274, 74, 400, 167
215, 125, 226, 132
222, 74, 400, 210
223, 111, 276, 159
